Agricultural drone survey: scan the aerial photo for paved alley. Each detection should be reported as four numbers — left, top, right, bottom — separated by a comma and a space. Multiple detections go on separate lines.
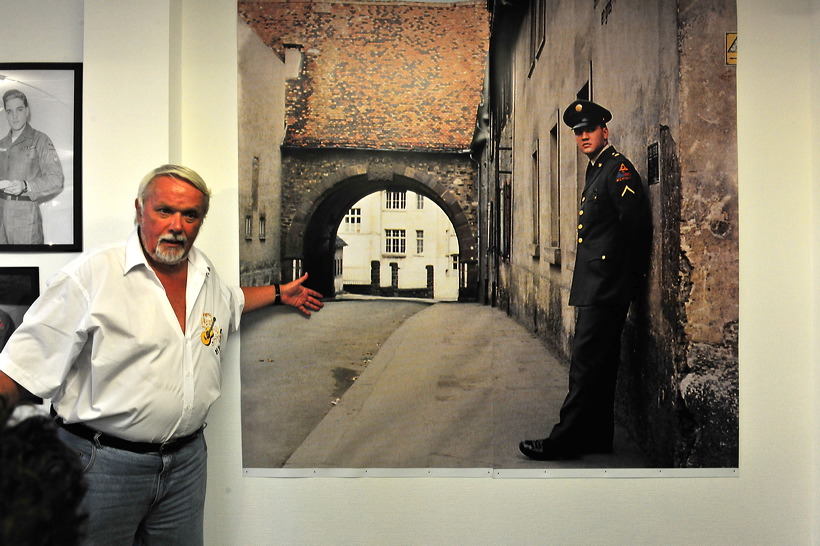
240, 299, 649, 475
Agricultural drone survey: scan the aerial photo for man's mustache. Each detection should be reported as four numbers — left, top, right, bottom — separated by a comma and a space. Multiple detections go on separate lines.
158, 234, 187, 245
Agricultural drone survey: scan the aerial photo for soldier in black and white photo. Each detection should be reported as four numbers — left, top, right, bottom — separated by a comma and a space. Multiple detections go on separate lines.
0, 89, 64, 244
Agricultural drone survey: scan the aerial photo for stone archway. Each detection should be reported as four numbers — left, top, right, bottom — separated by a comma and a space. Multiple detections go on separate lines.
284, 163, 478, 299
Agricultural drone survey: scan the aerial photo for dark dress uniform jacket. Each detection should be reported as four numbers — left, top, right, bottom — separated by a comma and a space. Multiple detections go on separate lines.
569, 146, 650, 307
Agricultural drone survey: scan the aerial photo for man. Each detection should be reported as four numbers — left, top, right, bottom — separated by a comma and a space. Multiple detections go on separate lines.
0, 89, 65, 244
519, 100, 651, 461
0, 164, 323, 544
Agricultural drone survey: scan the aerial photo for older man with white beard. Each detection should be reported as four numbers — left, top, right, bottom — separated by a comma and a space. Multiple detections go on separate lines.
0, 164, 323, 545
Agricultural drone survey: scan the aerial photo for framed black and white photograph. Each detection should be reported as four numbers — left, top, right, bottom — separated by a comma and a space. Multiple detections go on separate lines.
0, 63, 82, 252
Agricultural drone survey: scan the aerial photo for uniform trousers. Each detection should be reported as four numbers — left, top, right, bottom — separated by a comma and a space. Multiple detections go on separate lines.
0, 199, 44, 244
57, 427, 207, 546
548, 303, 629, 452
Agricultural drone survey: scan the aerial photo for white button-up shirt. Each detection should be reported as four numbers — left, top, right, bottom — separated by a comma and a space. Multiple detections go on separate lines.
0, 230, 244, 443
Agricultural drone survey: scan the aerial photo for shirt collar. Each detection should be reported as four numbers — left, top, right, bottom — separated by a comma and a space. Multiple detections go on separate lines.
124, 228, 209, 276
6, 123, 32, 143
589, 144, 612, 166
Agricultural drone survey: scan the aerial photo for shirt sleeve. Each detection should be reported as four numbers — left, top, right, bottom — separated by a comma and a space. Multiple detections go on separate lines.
0, 271, 90, 398
607, 159, 646, 232
230, 285, 245, 332
606, 158, 652, 276
25, 131, 64, 200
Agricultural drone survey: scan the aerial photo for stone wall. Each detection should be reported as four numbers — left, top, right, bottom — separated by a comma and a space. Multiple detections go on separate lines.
281, 149, 477, 240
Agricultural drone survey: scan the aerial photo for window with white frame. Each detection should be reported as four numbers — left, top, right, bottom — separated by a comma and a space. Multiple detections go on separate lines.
385, 229, 406, 254
385, 190, 406, 210
244, 215, 252, 240
417, 193, 424, 209
416, 230, 424, 254
343, 207, 362, 232
258, 215, 267, 241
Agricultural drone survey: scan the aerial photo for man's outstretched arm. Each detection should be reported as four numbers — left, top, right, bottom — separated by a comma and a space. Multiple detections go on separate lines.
241, 273, 324, 316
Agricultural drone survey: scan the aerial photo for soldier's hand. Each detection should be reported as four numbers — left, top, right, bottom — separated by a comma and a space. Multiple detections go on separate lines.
3, 180, 26, 195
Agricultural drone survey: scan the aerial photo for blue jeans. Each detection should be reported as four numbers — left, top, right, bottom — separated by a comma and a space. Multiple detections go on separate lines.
57, 427, 207, 546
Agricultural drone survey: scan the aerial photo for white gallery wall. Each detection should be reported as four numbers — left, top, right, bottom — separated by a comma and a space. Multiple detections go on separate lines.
1, 0, 817, 543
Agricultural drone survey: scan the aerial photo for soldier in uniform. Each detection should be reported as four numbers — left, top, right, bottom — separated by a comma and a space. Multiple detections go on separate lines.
519, 100, 651, 460
0, 89, 64, 245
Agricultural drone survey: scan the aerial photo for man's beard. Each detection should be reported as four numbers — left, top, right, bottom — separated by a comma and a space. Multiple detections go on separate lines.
152, 234, 188, 265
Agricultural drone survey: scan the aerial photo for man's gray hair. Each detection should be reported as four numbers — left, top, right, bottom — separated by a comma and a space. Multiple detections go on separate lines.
136, 164, 212, 217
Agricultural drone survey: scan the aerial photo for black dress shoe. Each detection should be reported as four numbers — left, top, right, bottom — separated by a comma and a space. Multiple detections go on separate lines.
518, 438, 579, 460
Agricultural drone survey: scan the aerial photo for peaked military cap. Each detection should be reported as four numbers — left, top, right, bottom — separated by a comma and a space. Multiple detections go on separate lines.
563, 100, 612, 130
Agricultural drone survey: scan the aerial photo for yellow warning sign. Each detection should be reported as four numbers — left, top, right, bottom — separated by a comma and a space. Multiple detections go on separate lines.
726, 33, 737, 65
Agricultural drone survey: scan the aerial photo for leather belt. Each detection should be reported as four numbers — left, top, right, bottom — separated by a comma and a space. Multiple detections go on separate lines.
52, 409, 202, 454
0, 192, 32, 201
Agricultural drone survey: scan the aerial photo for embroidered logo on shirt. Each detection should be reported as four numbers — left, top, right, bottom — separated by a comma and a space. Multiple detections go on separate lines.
617, 163, 632, 181
200, 313, 222, 354
617, 163, 635, 196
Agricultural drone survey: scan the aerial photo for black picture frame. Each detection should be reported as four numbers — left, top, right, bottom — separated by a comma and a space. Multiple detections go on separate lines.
0, 62, 82, 252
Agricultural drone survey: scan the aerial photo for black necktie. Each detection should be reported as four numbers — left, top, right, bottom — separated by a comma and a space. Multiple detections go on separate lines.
585, 162, 596, 186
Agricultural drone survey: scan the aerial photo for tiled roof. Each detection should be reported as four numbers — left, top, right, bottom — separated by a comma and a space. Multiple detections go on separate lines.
239, 1, 490, 152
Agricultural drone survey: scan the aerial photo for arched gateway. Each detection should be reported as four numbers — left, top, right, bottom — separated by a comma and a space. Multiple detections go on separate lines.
284, 162, 478, 300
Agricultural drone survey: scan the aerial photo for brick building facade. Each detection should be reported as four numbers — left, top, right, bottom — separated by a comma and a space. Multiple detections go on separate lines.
238, 1, 490, 297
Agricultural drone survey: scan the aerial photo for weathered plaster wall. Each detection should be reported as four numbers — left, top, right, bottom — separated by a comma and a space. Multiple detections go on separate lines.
238, 17, 286, 285
498, 0, 738, 466
674, 0, 739, 466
